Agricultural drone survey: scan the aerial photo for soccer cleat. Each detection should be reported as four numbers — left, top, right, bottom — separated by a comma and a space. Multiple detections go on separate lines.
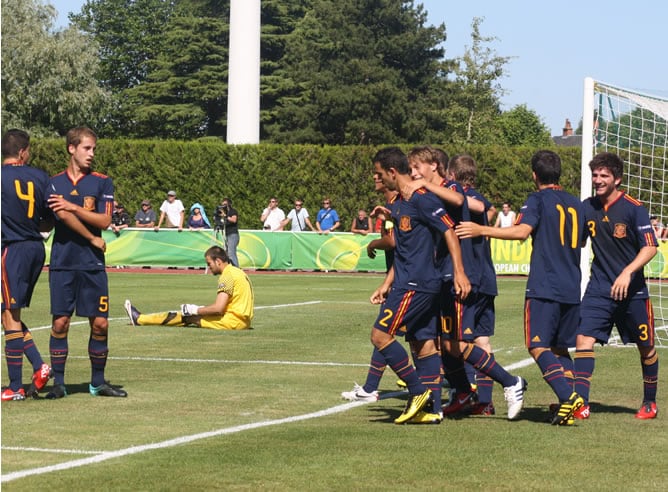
341, 383, 379, 402
46, 384, 68, 399
89, 382, 128, 397
1, 388, 26, 401
124, 299, 140, 326
32, 363, 53, 391
442, 390, 477, 417
573, 404, 590, 420
408, 411, 443, 424
396, 379, 407, 389
551, 392, 584, 425
394, 389, 432, 424
635, 401, 658, 420
503, 376, 527, 420
469, 401, 496, 416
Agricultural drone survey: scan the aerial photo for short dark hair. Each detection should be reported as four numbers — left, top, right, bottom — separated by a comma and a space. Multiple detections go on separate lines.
531, 150, 561, 185
373, 147, 409, 175
589, 152, 624, 180
223, 197, 232, 205
205, 246, 230, 263
1, 129, 30, 159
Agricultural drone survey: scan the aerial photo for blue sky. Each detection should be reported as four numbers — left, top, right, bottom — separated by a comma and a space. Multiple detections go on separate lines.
52, 0, 667, 135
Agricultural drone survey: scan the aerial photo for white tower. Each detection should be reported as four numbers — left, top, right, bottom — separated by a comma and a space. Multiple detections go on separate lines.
226, 0, 261, 144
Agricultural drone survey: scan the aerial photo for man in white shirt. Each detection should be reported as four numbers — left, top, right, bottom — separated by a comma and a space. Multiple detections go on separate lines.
282, 199, 315, 232
260, 197, 285, 231
155, 190, 185, 230
494, 201, 516, 228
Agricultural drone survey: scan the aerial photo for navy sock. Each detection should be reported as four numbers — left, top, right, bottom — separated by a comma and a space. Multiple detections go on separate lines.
5, 330, 24, 391
641, 350, 659, 403
462, 343, 515, 387
363, 347, 386, 393
89, 334, 109, 387
416, 351, 442, 412
22, 323, 43, 371
536, 350, 572, 402
49, 332, 69, 386
574, 349, 595, 404
378, 340, 423, 394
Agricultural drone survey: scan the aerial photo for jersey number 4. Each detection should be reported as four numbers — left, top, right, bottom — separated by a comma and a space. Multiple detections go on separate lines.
14, 179, 35, 219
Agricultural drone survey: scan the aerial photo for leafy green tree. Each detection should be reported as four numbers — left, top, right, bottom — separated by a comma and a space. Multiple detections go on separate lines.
495, 104, 553, 146
443, 17, 510, 145
1, 0, 108, 136
265, 0, 448, 144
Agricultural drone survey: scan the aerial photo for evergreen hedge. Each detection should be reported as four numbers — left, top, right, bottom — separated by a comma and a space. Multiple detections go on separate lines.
31, 139, 582, 229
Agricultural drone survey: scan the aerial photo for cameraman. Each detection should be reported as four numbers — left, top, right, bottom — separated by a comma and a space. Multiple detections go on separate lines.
216, 197, 239, 267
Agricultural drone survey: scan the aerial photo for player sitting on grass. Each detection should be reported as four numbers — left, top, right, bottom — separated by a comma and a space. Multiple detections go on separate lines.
125, 246, 254, 330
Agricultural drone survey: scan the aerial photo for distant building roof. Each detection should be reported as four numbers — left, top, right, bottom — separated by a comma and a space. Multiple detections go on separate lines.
552, 118, 583, 147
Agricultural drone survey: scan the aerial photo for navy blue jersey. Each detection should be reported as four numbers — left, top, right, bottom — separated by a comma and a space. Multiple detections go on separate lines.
439, 179, 477, 288
583, 191, 657, 299
48, 170, 114, 271
1, 163, 50, 245
388, 189, 453, 293
463, 186, 497, 296
517, 186, 585, 304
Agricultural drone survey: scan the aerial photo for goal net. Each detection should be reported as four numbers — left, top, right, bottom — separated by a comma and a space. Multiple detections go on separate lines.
581, 77, 668, 346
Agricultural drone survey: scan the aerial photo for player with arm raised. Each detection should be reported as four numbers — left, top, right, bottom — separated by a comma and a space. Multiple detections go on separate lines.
457, 150, 586, 425
46, 127, 126, 399
574, 152, 659, 420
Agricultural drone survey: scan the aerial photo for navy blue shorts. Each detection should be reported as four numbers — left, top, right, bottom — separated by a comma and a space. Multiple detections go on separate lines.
49, 270, 109, 318
373, 288, 439, 342
579, 294, 654, 346
1, 241, 45, 310
524, 298, 579, 349
440, 291, 496, 341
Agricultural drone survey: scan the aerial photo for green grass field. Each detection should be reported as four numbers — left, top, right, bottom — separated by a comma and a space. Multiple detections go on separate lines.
2, 272, 667, 490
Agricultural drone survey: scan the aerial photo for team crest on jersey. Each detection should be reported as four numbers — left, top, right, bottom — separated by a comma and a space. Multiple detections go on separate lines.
399, 216, 412, 231
613, 223, 627, 238
83, 196, 96, 210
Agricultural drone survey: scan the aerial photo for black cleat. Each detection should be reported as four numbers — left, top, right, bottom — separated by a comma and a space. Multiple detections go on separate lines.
46, 384, 68, 399
89, 382, 128, 397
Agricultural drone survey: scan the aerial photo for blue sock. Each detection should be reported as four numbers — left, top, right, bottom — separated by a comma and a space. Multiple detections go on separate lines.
22, 323, 44, 371
89, 334, 109, 387
49, 332, 69, 386
536, 350, 572, 402
462, 343, 515, 387
5, 330, 24, 391
641, 350, 659, 403
416, 351, 442, 412
574, 349, 595, 404
363, 348, 386, 393
378, 340, 423, 395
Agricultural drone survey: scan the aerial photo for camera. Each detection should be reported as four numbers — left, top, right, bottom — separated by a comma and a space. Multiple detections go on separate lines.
214, 205, 227, 228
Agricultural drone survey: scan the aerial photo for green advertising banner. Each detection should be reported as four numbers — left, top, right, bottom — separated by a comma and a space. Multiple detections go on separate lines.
43, 229, 668, 278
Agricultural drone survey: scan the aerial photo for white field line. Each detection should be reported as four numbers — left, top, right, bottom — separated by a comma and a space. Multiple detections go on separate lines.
27, 301, 325, 332
2, 351, 539, 483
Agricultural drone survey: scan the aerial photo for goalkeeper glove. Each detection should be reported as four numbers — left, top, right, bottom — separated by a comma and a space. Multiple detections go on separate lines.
180, 304, 200, 316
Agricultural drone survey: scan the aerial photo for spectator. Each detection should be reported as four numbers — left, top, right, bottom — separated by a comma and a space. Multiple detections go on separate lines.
350, 209, 372, 235
110, 201, 131, 235
155, 190, 185, 231
217, 197, 239, 267
187, 203, 211, 230
260, 197, 285, 231
316, 197, 340, 234
650, 215, 667, 240
282, 199, 315, 232
134, 199, 156, 228
494, 201, 516, 228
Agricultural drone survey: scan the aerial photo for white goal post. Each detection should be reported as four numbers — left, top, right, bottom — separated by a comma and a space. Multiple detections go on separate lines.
580, 77, 668, 346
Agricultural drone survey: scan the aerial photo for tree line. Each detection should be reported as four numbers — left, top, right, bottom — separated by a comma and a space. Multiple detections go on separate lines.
2, 0, 553, 146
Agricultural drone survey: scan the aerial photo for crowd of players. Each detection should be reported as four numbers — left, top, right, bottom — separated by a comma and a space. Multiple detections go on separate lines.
2, 130, 659, 424
342, 146, 659, 425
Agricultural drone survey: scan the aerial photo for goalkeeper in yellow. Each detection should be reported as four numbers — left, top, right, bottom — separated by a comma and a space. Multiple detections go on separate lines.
124, 246, 254, 330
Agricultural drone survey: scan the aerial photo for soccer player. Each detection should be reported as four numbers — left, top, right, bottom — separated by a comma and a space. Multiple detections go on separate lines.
457, 150, 586, 425
341, 172, 397, 403
408, 146, 526, 421
46, 127, 127, 399
125, 246, 254, 330
445, 154, 499, 415
368, 147, 470, 424
573, 152, 659, 420
1, 129, 54, 400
